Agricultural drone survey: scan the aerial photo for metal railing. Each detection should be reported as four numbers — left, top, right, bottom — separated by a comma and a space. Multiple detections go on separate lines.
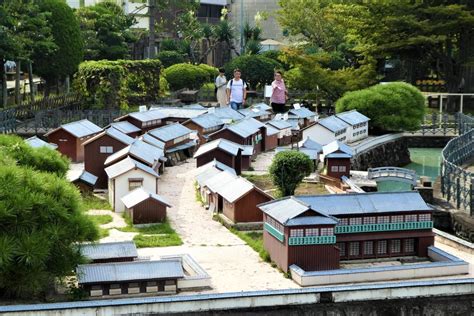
288, 235, 336, 245
264, 222, 284, 242
368, 167, 418, 186
335, 221, 433, 234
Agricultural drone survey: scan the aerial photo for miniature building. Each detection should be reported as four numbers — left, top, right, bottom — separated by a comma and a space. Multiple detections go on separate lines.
259, 191, 434, 272
193, 138, 244, 175
77, 260, 184, 297
80, 241, 138, 264
148, 123, 196, 165
45, 119, 102, 162
202, 170, 238, 213
83, 128, 135, 188
288, 107, 318, 128
322, 140, 353, 179
109, 121, 141, 138
149, 106, 207, 125
195, 160, 237, 205
240, 145, 254, 171
215, 177, 273, 223
183, 114, 225, 145
67, 169, 98, 194
301, 116, 349, 145
266, 120, 293, 146
105, 157, 160, 213
238, 107, 272, 122
122, 188, 172, 224
115, 109, 167, 133
335, 110, 370, 143
263, 124, 279, 151
25, 136, 58, 150
210, 107, 245, 123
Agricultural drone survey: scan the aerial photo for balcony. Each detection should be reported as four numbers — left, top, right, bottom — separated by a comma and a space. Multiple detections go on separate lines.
264, 223, 284, 242
288, 235, 336, 246
335, 221, 433, 234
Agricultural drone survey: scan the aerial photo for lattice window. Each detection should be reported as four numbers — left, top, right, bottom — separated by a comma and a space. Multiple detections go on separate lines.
377, 216, 390, 224
404, 239, 415, 253
338, 166, 346, 172
377, 240, 387, 254
100, 146, 113, 154
363, 216, 376, 224
419, 213, 431, 221
290, 229, 304, 237
320, 227, 334, 236
337, 243, 346, 256
364, 241, 374, 255
331, 166, 338, 172
349, 242, 360, 256
338, 218, 349, 226
305, 228, 319, 236
391, 215, 404, 223
391, 239, 401, 253
405, 214, 418, 222
349, 217, 362, 225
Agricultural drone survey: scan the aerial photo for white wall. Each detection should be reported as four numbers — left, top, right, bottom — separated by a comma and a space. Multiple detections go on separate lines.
302, 124, 336, 145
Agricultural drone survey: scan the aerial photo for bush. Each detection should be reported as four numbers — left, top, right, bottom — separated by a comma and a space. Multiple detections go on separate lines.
335, 82, 426, 131
197, 64, 219, 82
224, 55, 281, 89
163, 63, 208, 91
156, 50, 186, 68
269, 151, 313, 196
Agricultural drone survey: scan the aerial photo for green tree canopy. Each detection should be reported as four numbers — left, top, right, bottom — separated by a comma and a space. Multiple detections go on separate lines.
335, 82, 426, 132
0, 164, 97, 298
224, 55, 281, 89
75, 1, 137, 60
269, 151, 313, 197
156, 50, 186, 68
163, 63, 208, 91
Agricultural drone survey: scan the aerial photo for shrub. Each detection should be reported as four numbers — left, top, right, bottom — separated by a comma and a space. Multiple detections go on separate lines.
197, 64, 219, 82
269, 151, 313, 196
335, 82, 426, 131
163, 63, 208, 91
156, 50, 186, 68
224, 55, 281, 89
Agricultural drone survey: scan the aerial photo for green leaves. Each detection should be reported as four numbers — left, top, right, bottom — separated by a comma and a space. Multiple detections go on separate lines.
163, 63, 209, 91
269, 151, 314, 197
224, 55, 282, 89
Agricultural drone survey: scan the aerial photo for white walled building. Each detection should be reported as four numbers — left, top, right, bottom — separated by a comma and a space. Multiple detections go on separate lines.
335, 110, 370, 143
301, 116, 349, 145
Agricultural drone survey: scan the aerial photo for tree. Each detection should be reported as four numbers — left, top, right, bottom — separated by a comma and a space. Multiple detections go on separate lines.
224, 55, 281, 89
335, 82, 426, 132
163, 63, 208, 91
269, 151, 313, 197
0, 164, 98, 298
75, 2, 137, 61
33, 0, 83, 93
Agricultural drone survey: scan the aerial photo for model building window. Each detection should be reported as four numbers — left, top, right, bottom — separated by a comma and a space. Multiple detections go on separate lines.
377, 240, 387, 254
349, 217, 362, 225
290, 229, 304, 237
305, 228, 319, 236
363, 216, 376, 224
320, 227, 333, 236
338, 218, 348, 225
404, 239, 415, 253
331, 166, 338, 172
377, 216, 390, 224
99, 146, 113, 153
128, 179, 143, 191
390, 239, 401, 253
419, 213, 431, 221
405, 214, 418, 222
338, 166, 346, 172
364, 241, 374, 255
391, 215, 404, 223
337, 243, 346, 256
349, 242, 360, 256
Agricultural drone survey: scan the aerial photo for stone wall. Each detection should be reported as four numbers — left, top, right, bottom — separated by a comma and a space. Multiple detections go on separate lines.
351, 138, 411, 171
405, 135, 453, 148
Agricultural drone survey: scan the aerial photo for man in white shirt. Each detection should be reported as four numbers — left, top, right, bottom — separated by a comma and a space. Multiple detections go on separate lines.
226, 68, 247, 110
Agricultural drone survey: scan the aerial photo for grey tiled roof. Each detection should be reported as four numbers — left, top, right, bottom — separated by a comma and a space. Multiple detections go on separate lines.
128, 109, 167, 122
149, 123, 192, 142
77, 260, 184, 284
47, 119, 102, 138
25, 136, 58, 149
104, 157, 159, 179
80, 241, 138, 261
121, 188, 172, 208
335, 110, 370, 126
267, 120, 292, 130
140, 133, 165, 149
215, 177, 254, 203
210, 107, 245, 121
189, 114, 224, 129
227, 118, 263, 138
322, 140, 353, 156
83, 128, 134, 146
195, 160, 237, 186
299, 137, 322, 151
149, 107, 207, 119
67, 169, 98, 186
318, 116, 349, 133
194, 139, 242, 157
289, 107, 316, 119
109, 121, 141, 134
204, 170, 238, 193
104, 139, 164, 166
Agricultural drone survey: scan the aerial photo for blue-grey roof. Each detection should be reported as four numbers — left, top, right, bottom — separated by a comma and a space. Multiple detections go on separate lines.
227, 118, 263, 138
299, 137, 322, 151
322, 140, 353, 156
241, 145, 254, 156
80, 242, 138, 261
204, 171, 238, 193
84, 128, 134, 146
286, 118, 301, 131
128, 109, 167, 122
254, 102, 272, 111
275, 147, 318, 160
326, 153, 352, 159
267, 119, 292, 130
289, 107, 316, 119
215, 177, 255, 203
25, 136, 58, 149
140, 133, 165, 149
77, 260, 184, 284
259, 197, 324, 225
195, 159, 237, 185
194, 138, 242, 157
190, 114, 224, 129
105, 139, 164, 166
122, 188, 172, 208
149, 107, 207, 119
265, 124, 279, 135
149, 123, 192, 142
318, 116, 349, 133
287, 216, 338, 226
48, 119, 102, 138
210, 107, 245, 122
105, 157, 159, 179
238, 107, 271, 119
184, 103, 206, 109
166, 140, 196, 153
336, 110, 370, 126
67, 169, 98, 185
296, 191, 432, 216
109, 121, 141, 134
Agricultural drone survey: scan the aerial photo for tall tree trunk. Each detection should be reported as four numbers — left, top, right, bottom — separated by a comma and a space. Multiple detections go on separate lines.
1, 61, 7, 108
15, 60, 21, 105
65, 76, 70, 94
28, 62, 35, 102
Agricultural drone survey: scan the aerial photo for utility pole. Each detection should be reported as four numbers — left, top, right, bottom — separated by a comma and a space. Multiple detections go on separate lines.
148, 0, 156, 59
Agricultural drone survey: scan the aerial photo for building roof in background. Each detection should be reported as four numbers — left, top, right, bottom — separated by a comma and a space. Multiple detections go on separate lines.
226, 118, 263, 138
253, 103, 272, 111
148, 123, 192, 142
275, 147, 319, 160
46, 119, 102, 138
210, 107, 245, 122
122, 188, 172, 209
188, 114, 224, 129
299, 137, 323, 151
109, 121, 141, 134
195, 165, 224, 187
286, 118, 301, 131
80, 241, 138, 261
322, 140, 353, 157
128, 109, 167, 122
77, 260, 184, 284
215, 177, 254, 203
194, 138, 242, 157
195, 159, 237, 185
83, 127, 134, 146
267, 119, 292, 130
289, 107, 316, 119
238, 107, 270, 119
139, 133, 165, 149
259, 197, 322, 225
149, 107, 207, 119
204, 170, 238, 193
105, 139, 164, 166
335, 110, 370, 126
318, 116, 349, 133
105, 157, 159, 179
241, 145, 254, 156
265, 124, 280, 136
25, 136, 58, 149
67, 169, 98, 186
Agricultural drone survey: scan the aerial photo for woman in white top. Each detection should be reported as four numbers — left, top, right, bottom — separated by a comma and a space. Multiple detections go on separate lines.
215, 68, 227, 107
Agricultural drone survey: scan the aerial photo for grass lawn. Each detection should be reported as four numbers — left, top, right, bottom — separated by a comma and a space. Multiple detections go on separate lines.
231, 230, 270, 262
86, 214, 112, 240
82, 195, 112, 211
242, 174, 328, 197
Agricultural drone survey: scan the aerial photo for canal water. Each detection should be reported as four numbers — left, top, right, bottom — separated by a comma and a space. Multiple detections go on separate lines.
376, 148, 443, 192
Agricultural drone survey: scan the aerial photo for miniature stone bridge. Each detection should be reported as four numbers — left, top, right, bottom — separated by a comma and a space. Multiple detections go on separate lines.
367, 167, 418, 186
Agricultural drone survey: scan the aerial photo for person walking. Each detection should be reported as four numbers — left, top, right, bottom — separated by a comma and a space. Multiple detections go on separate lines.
226, 68, 247, 110
215, 68, 227, 107
270, 71, 288, 113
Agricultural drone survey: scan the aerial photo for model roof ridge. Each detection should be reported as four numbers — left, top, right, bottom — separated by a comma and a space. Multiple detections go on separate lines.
82, 127, 134, 146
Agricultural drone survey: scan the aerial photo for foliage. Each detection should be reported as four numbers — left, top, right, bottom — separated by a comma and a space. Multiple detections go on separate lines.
86, 215, 113, 226
242, 21, 263, 55
0, 165, 98, 298
118, 216, 182, 248
76, 1, 137, 60
82, 195, 112, 211
33, 0, 83, 84
269, 151, 313, 196
224, 55, 281, 89
231, 230, 270, 262
197, 64, 219, 82
156, 50, 186, 68
163, 63, 208, 91
73, 59, 162, 109
0, 135, 69, 177
335, 82, 426, 131
133, 234, 183, 248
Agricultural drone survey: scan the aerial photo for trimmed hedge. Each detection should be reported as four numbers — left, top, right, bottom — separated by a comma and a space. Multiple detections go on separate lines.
156, 50, 186, 68
163, 63, 209, 91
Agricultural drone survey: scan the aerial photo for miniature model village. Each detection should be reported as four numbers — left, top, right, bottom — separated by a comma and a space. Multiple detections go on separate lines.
26, 103, 468, 298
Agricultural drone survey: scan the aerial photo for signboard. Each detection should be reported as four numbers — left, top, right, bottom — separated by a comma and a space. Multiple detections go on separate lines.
264, 85, 272, 98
